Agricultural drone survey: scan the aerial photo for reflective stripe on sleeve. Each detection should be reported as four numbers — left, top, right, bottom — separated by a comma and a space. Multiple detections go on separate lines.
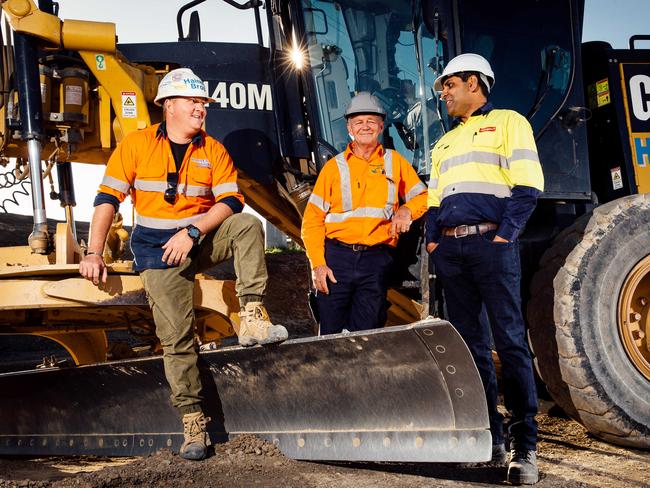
308, 193, 330, 212
135, 212, 203, 229
102, 175, 131, 194
441, 181, 512, 200
405, 181, 426, 202
509, 148, 539, 163
335, 153, 353, 212
212, 182, 239, 198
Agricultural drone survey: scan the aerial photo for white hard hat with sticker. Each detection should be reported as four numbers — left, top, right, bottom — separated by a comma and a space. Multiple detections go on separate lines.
154, 68, 216, 106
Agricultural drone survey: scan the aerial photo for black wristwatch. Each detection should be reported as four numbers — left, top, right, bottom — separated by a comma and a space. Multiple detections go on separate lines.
185, 224, 202, 245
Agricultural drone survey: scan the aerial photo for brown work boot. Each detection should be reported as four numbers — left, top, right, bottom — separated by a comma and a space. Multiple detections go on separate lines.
238, 302, 289, 347
180, 412, 211, 460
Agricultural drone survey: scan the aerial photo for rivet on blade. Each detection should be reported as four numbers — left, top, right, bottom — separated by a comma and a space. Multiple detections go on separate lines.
423, 329, 434, 336
297, 438, 305, 447
446, 365, 456, 374
468, 436, 477, 446
383, 436, 391, 447
166, 438, 172, 447
415, 436, 424, 448
324, 437, 332, 447
450, 437, 459, 447
353, 437, 361, 447
455, 388, 464, 397
436, 345, 446, 353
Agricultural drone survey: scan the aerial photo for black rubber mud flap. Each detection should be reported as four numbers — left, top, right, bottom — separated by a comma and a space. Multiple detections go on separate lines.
0, 319, 491, 462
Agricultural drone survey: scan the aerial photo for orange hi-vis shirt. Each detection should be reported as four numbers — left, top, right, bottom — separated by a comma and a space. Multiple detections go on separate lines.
301, 144, 427, 269
99, 123, 243, 229
97, 123, 244, 270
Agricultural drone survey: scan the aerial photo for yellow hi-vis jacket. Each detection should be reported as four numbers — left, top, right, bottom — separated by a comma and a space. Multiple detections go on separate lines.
98, 123, 244, 230
427, 108, 544, 240
302, 143, 428, 269
428, 109, 544, 207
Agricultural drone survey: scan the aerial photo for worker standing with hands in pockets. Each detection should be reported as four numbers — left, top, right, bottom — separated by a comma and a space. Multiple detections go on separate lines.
425, 54, 544, 484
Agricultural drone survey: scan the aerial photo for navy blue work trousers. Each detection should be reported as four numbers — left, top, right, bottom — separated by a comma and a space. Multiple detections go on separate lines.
432, 230, 538, 450
317, 240, 393, 335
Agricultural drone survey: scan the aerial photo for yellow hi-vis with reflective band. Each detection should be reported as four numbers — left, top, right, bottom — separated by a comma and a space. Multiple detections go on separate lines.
428, 109, 544, 209
302, 144, 428, 269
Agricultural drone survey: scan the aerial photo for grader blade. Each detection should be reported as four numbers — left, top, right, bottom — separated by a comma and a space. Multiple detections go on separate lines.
0, 319, 491, 462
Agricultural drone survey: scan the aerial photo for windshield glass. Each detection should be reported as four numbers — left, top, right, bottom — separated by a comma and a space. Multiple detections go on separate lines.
457, 0, 574, 133
301, 0, 447, 175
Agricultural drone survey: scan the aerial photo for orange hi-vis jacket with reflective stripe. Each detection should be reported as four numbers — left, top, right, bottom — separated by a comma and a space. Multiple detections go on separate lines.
301, 143, 428, 269
99, 123, 243, 229
98, 123, 244, 270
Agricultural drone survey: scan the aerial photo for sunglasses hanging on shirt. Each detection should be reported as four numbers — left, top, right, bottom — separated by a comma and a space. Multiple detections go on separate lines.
165, 172, 179, 205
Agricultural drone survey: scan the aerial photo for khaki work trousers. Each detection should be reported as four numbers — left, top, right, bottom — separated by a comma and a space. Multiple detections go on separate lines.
139, 213, 267, 414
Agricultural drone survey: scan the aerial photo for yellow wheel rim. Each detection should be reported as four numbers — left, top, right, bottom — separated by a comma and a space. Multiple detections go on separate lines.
618, 255, 650, 381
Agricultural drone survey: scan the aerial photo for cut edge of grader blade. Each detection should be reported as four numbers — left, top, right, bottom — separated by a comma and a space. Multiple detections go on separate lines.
0, 318, 490, 462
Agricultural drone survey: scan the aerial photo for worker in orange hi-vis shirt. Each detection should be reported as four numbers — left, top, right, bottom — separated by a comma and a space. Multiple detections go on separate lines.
301, 92, 427, 335
79, 68, 287, 461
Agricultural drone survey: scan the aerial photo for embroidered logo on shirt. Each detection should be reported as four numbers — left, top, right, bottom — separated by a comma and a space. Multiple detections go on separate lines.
191, 158, 212, 169
369, 163, 385, 174
479, 127, 496, 132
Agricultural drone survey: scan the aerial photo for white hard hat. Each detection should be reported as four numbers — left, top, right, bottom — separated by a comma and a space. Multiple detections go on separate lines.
434, 53, 495, 93
154, 68, 215, 106
345, 91, 386, 119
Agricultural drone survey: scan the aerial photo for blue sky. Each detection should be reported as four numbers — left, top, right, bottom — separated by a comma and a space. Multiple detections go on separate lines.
583, 0, 650, 48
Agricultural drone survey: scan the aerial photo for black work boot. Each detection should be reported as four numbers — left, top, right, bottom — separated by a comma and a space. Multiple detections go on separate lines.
507, 449, 539, 485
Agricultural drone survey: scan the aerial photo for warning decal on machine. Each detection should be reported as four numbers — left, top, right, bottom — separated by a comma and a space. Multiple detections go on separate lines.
611, 166, 623, 190
121, 91, 137, 119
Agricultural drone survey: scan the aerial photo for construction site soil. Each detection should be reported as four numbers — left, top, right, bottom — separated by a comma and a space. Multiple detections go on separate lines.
1, 214, 649, 487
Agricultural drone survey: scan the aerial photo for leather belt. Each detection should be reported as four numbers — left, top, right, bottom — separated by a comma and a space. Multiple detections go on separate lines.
326, 239, 389, 252
442, 222, 498, 238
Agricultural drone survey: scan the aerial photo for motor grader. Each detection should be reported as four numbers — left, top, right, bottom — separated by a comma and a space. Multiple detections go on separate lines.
0, 0, 648, 461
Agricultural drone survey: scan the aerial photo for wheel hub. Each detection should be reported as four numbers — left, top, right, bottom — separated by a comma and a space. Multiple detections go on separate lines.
618, 255, 650, 381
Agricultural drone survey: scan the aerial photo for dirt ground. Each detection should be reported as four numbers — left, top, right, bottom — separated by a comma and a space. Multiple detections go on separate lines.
1, 406, 648, 488
1, 214, 649, 487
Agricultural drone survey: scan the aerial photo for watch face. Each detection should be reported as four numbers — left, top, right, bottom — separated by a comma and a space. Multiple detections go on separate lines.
188, 226, 200, 239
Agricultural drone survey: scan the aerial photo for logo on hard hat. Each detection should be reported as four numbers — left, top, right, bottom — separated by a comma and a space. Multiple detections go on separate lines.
171, 72, 183, 82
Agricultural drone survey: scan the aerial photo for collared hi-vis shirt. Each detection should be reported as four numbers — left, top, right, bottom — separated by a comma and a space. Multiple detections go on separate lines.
97, 123, 244, 271
425, 106, 544, 243
301, 144, 428, 269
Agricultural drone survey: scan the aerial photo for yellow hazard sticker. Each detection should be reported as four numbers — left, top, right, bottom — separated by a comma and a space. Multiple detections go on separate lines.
595, 78, 610, 107
121, 91, 137, 119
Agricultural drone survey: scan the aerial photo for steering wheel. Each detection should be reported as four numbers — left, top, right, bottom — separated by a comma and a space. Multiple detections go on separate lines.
373, 87, 409, 124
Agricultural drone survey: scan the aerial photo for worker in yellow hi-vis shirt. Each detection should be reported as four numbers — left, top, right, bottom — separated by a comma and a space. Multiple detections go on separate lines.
425, 54, 544, 485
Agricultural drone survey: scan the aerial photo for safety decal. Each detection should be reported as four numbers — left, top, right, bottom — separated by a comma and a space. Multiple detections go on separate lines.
611, 167, 623, 190
95, 54, 106, 71
121, 91, 137, 119
587, 78, 611, 108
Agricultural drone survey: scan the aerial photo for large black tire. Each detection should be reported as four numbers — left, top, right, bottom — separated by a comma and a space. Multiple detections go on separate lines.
528, 195, 650, 448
